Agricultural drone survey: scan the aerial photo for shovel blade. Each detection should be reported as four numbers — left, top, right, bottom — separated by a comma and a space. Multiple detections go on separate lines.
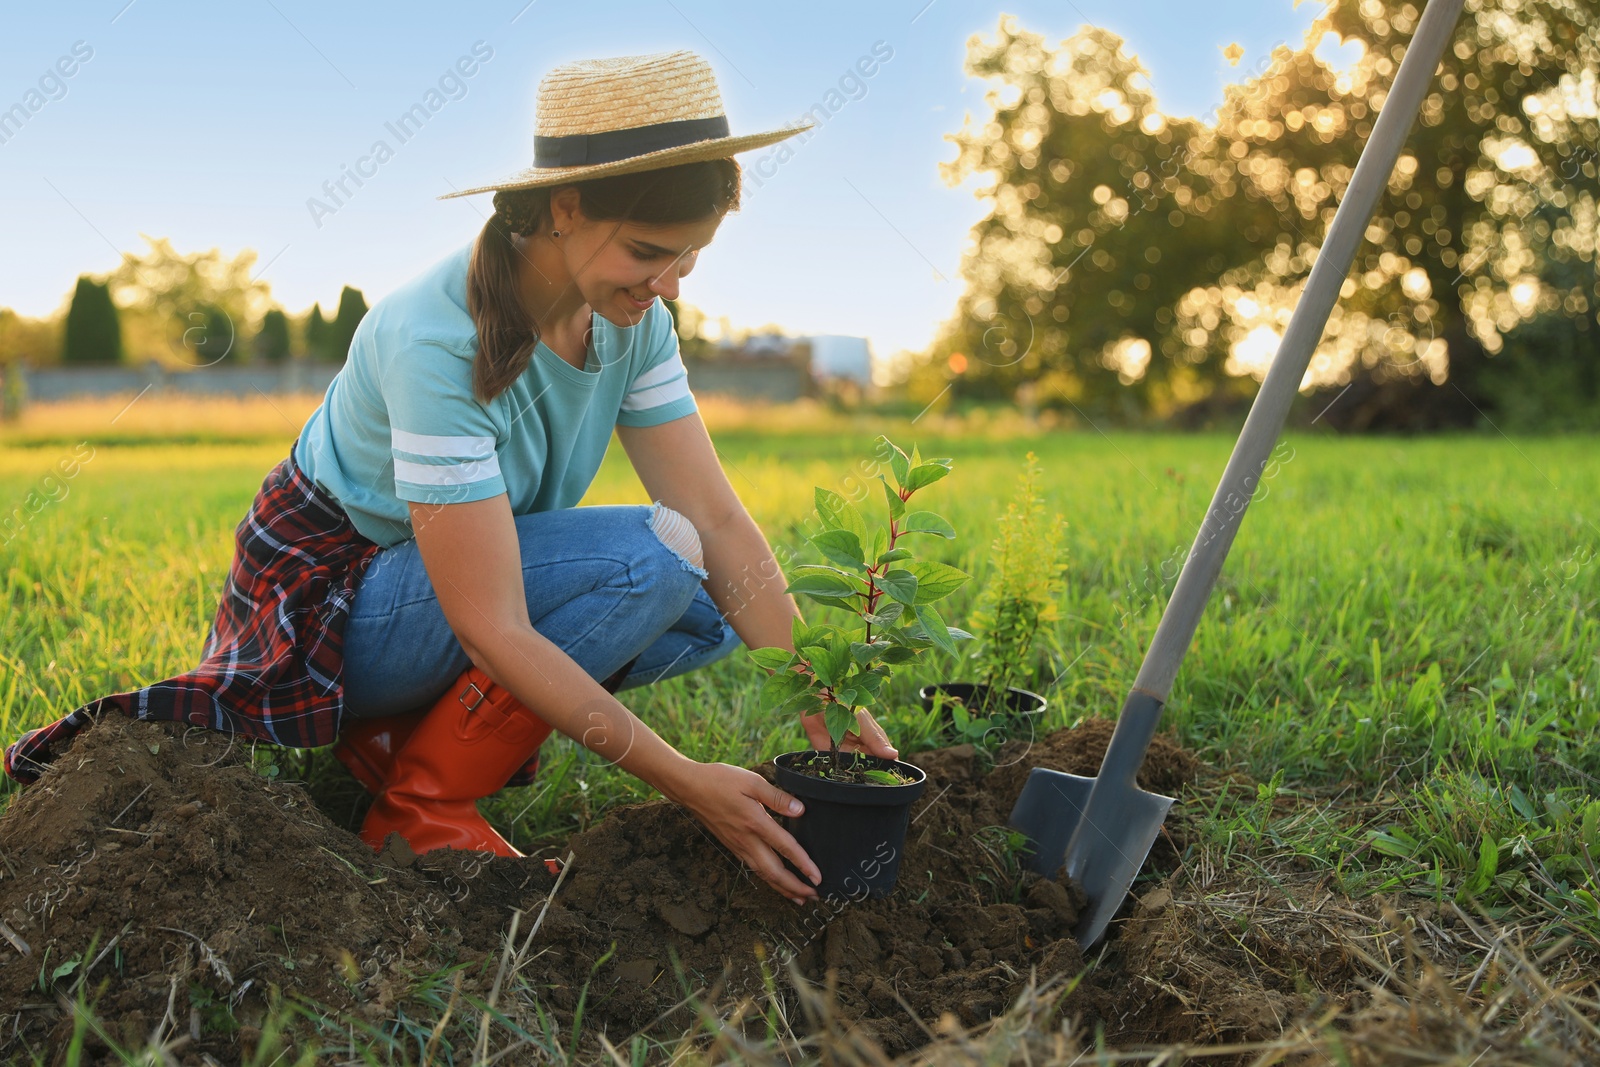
1062, 780, 1174, 947
1007, 768, 1174, 948
1007, 768, 1095, 878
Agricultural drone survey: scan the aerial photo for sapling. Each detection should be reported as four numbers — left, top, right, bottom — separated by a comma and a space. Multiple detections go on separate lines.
965, 451, 1068, 712
748, 436, 973, 783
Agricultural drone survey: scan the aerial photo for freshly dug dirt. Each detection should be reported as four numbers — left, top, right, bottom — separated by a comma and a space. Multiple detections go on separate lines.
0, 716, 525, 1057
0, 710, 1200, 1060
1070, 866, 1600, 1066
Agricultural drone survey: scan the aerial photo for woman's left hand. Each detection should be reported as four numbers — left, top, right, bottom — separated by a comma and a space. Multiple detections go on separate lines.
801, 707, 899, 760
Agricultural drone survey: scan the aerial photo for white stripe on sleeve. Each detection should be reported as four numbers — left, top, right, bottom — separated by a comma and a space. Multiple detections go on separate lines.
628, 352, 687, 393
393, 455, 502, 486
620, 375, 693, 412
391, 428, 496, 459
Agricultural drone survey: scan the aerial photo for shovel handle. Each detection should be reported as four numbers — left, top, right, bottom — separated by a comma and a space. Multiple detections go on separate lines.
1104, 689, 1165, 789
1129, 0, 1465, 709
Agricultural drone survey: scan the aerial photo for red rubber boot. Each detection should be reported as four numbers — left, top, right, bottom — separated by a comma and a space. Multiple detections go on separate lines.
337, 655, 636, 794
332, 709, 429, 795
359, 666, 555, 858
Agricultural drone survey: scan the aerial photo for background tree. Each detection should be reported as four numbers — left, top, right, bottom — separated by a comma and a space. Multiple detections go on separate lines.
303, 303, 330, 361
663, 298, 717, 361
0, 307, 59, 421
932, 2, 1600, 429
325, 286, 368, 363
252, 307, 291, 363
183, 303, 235, 366
0, 308, 61, 367
107, 236, 270, 369
1180, 0, 1600, 430
61, 276, 125, 365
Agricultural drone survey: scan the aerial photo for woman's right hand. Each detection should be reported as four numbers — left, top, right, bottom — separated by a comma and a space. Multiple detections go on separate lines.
671, 761, 821, 905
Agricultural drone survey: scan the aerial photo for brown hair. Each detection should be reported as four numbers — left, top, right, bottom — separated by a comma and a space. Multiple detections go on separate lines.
466, 159, 741, 403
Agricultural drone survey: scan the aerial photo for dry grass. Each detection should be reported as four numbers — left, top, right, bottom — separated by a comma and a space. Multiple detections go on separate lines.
633, 901, 1600, 1067
0, 390, 323, 444
0, 390, 1066, 446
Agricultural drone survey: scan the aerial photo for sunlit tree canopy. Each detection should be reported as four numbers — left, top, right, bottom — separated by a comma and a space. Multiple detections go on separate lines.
928, 0, 1599, 429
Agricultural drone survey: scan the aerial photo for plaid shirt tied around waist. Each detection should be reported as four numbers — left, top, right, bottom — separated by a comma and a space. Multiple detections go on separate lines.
4, 441, 544, 788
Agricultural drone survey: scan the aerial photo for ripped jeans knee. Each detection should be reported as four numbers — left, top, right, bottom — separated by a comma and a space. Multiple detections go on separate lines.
647, 501, 708, 579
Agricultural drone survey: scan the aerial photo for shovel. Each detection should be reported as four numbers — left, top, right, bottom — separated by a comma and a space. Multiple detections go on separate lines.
1008, 0, 1466, 949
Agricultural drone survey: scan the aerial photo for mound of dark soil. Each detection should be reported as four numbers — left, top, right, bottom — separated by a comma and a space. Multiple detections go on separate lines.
0, 710, 1199, 1060
0, 716, 547, 1059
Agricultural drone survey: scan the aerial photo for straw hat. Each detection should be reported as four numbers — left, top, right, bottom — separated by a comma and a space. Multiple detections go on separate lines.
437, 50, 814, 200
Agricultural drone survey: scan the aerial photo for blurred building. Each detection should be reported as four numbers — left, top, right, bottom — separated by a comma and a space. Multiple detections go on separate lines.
685, 332, 872, 402
805, 335, 872, 386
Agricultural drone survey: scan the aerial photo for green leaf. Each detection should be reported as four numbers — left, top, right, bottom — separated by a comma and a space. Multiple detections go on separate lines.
786, 571, 861, 599
870, 526, 888, 562
863, 601, 904, 626
906, 462, 952, 492
884, 441, 910, 491
880, 645, 920, 664
856, 667, 890, 693
793, 563, 862, 582
748, 647, 795, 671
796, 593, 857, 609
862, 769, 902, 785
879, 569, 919, 606
833, 686, 863, 707
792, 619, 830, 649
811, 529, 866, 570
1582, 800, 1600, 853
51, 960, 79, 982
1369, 827, 1420, 859
882, 626, 931, 650
913, 602, 960, 657
813, 641, 851, 686
880, 476, 905, 521
1468, 834, 1499, 897
1574, 887, 1600, 917
876, 547, 913, 565
849, 641, 884, 664
815, 487, 869, 546
824, 703, 858, 744
906, 560, 970, 603
900, 511, 955, 538
760, 669, 807, 711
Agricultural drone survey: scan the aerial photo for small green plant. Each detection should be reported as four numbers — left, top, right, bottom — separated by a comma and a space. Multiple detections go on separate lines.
943, 699, 1003, 749
965, 451, 1068, 709
972, 824, 1034, 901
748, 436, 973, 782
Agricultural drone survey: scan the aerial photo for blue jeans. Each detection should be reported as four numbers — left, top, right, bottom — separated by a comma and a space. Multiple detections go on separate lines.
341, 503, 743, 719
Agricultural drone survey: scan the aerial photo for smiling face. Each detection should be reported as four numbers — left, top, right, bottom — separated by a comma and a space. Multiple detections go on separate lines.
547, 185, 723, 328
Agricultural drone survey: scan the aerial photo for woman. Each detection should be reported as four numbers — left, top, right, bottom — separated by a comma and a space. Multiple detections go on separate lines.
4, 50, 898, 908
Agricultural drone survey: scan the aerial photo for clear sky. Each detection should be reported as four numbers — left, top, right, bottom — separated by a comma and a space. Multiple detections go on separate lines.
1, 1, 1340, 365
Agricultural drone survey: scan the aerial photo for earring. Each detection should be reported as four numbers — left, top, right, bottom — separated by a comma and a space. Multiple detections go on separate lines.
550, 229, 561, 238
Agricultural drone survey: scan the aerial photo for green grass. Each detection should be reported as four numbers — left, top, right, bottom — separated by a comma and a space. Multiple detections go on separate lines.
2, 427, 1598, 971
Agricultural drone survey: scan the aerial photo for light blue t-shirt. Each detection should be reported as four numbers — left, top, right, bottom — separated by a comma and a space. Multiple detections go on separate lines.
293, 238, 697, 548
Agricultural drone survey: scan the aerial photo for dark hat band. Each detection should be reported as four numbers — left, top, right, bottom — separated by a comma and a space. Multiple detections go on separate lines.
533, 115, 732, 169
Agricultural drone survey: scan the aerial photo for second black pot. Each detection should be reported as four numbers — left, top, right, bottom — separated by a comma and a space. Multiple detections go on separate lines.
772, 750, 928, 901
921, 681, 1046, 725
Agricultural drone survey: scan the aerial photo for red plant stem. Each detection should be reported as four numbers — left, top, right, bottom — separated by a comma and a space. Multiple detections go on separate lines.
862, 485, 911, 646
830, 483, 913, 776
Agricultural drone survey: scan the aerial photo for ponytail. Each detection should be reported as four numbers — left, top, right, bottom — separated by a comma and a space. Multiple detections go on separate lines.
467, 195, 547, 404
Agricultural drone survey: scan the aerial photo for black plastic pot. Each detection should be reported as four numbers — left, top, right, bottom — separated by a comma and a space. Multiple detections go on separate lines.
772, 751, 928, 901
918, 682, 1048, 745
